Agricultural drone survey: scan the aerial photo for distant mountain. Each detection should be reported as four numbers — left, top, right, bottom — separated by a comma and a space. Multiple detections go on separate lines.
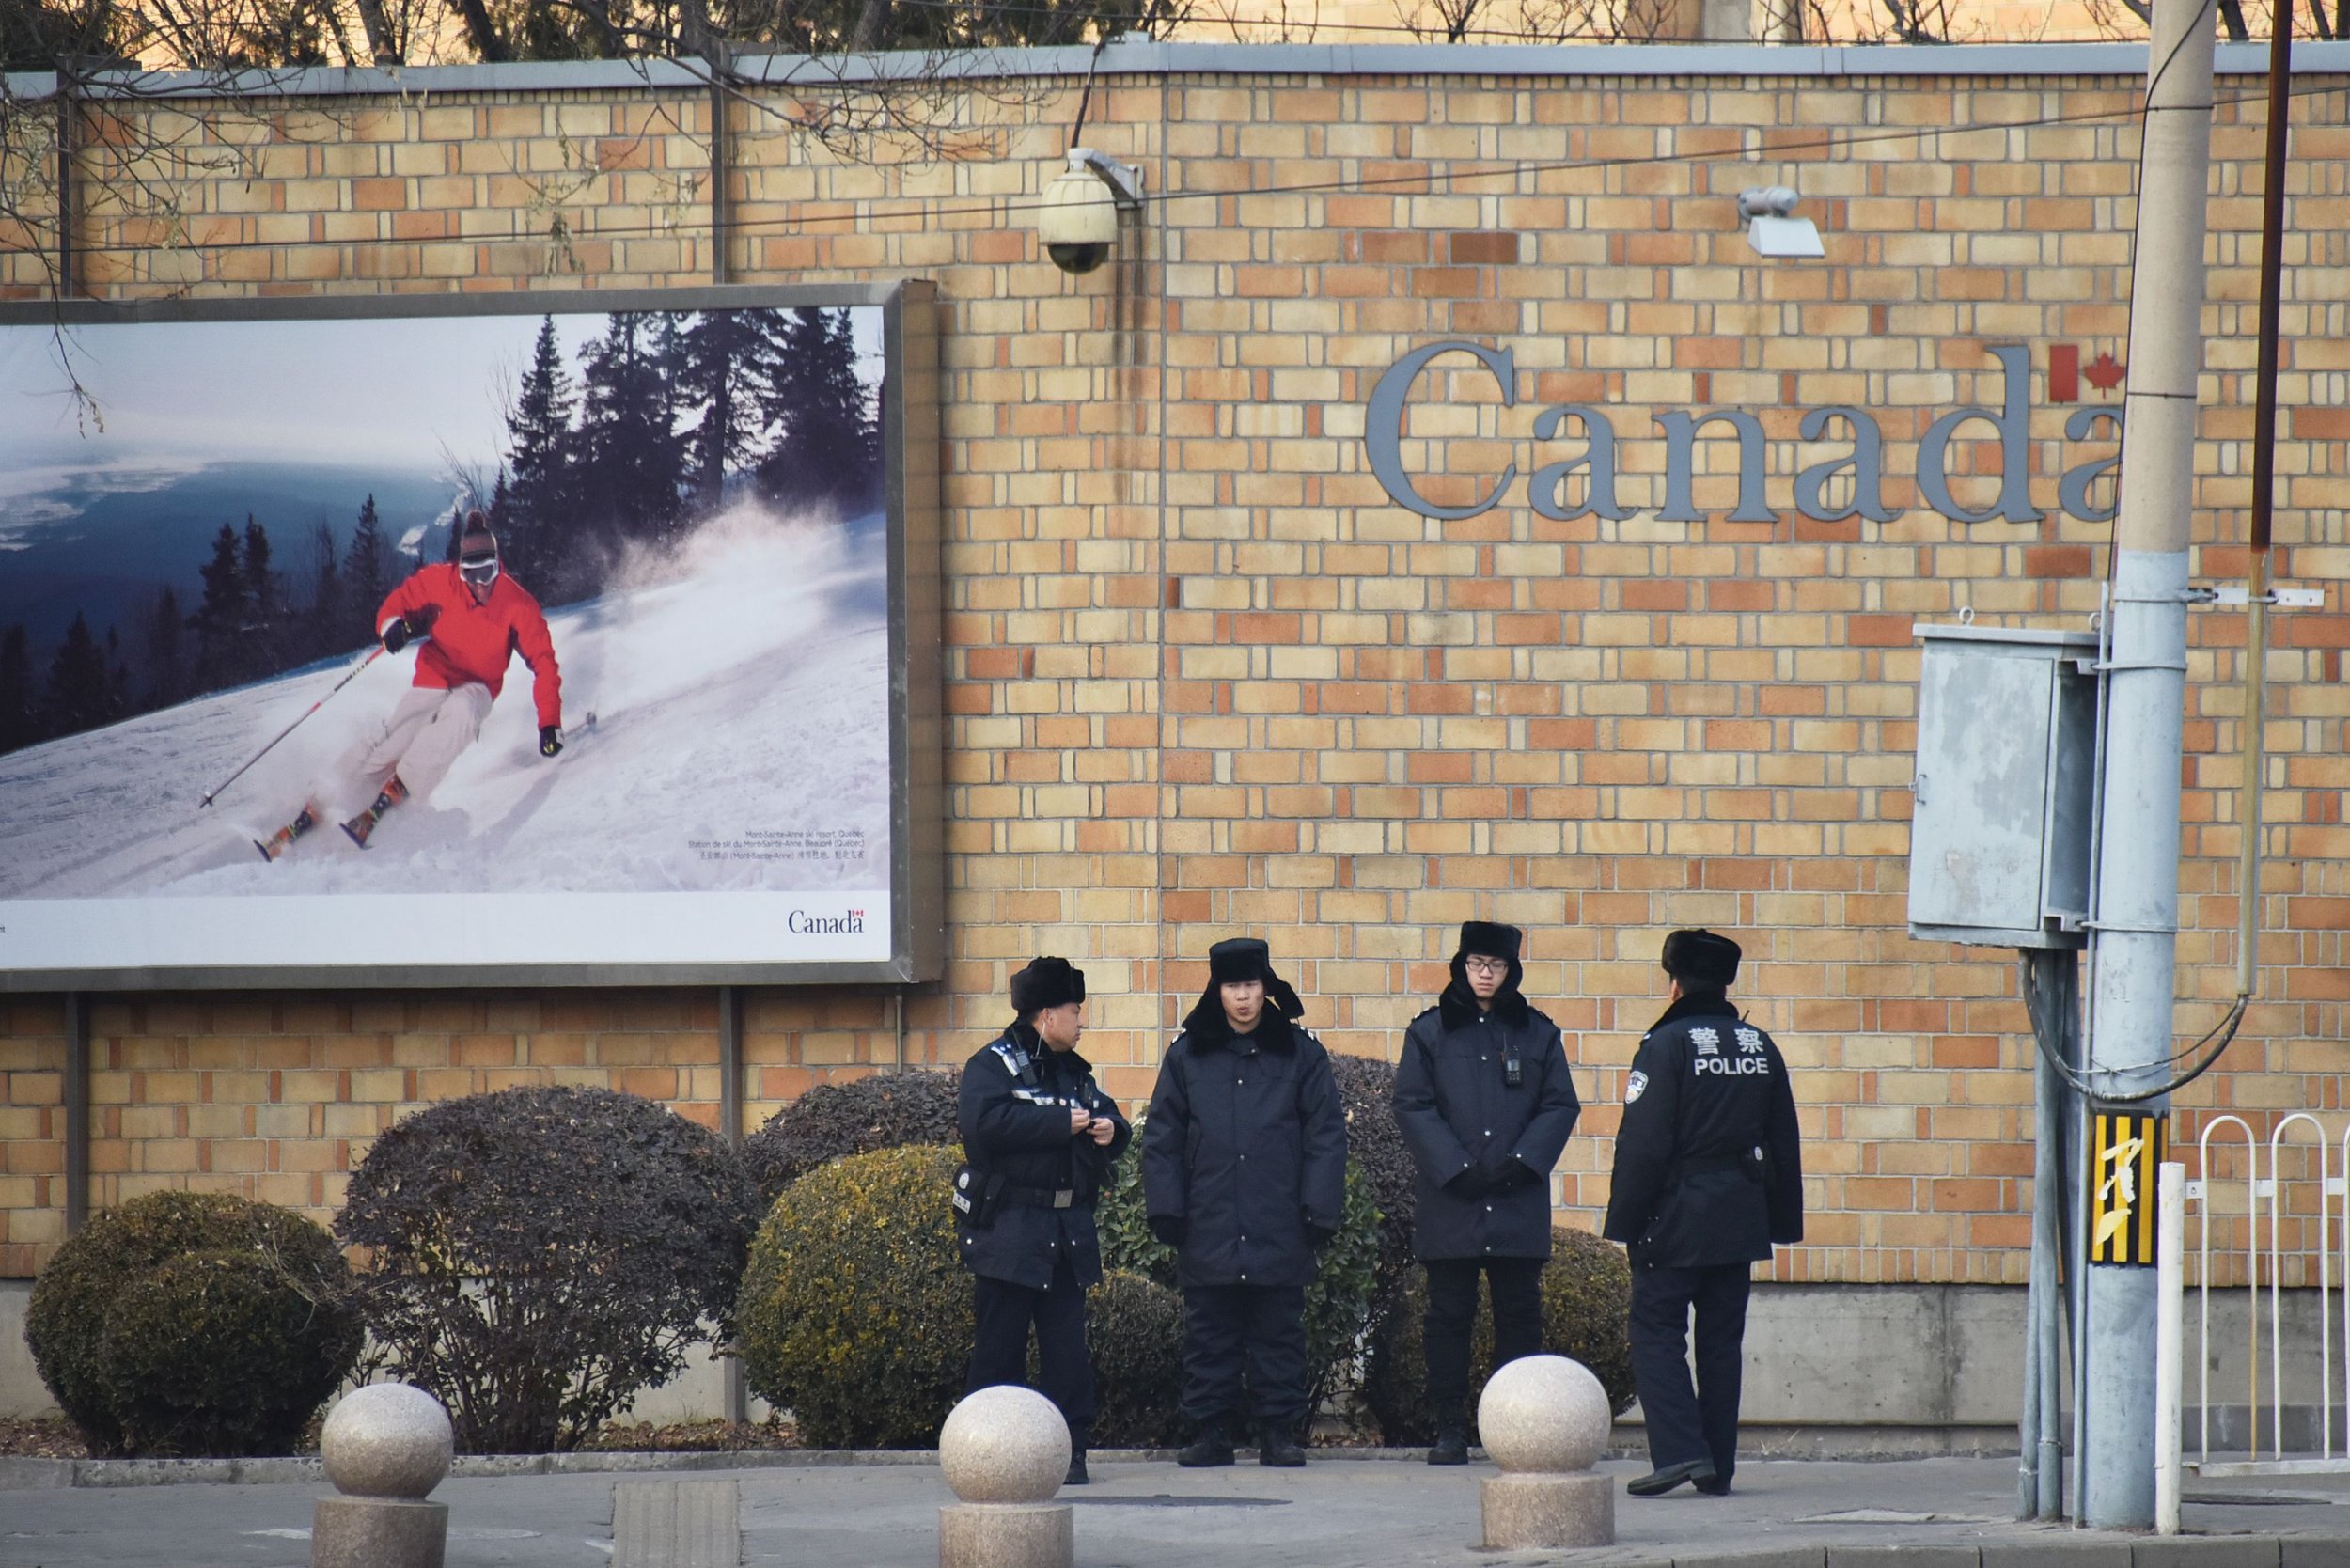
0, 461, 458, 650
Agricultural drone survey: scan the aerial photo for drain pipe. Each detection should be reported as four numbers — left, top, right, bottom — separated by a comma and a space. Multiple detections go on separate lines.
65, 992, 89, 1232
2236, 0, 2293, 1009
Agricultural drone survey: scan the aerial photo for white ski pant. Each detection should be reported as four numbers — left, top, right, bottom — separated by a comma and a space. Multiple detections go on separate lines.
338, 684, 493, 806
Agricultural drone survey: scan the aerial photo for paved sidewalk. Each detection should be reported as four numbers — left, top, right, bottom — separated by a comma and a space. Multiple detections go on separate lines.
8, 1452, 2350, 1568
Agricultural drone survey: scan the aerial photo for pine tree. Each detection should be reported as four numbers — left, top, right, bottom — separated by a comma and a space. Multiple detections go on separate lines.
39, 613, 113, 740
676, 308, 784, 515
504, 315, 578, 592
193, 522, 246, 692
344, 494, 389, 635
576, 310, 685, 552
103, 626, 133, 722
307, 519, 345, 661
142, 586, 187, 710
243, 516, 282, 676
760, 306, 879, 520
0, 624, 32, 753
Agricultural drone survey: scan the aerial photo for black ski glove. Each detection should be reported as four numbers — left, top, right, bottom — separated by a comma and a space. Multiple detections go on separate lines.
382, 609, 436, 655
1148, 1215, 1187, 1249
539, 726, 563, 759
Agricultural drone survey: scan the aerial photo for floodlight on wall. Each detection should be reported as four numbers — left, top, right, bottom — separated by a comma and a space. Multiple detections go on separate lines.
1039, 148, 1144, 276
1738, 186, 1825, 259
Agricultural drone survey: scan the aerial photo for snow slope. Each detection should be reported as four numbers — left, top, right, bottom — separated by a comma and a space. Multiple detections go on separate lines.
0, 508, 892, 902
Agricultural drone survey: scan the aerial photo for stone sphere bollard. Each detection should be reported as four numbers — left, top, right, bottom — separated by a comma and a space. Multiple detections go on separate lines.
1476, 1355, 1616, 1550
937, 1386, 1072, 1568
312, 1384, 455, 1568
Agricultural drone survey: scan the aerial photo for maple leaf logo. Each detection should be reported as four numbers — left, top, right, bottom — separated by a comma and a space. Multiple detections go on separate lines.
2084, 353, 2124, 392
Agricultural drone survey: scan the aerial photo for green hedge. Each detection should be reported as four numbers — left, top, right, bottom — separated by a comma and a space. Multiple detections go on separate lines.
739, 1143, 973, 1449
1359, 1226, 1637, 1446
26, 1191, 361, 1457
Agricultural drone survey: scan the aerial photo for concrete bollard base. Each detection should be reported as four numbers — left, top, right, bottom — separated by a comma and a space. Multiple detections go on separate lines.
312, 1495, 448, 1568
1480, 1471, 1614, 1549
938, 1501, 1073, 1568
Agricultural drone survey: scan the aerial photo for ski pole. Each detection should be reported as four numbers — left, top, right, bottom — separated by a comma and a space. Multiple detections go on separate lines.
198, 643, 384, 809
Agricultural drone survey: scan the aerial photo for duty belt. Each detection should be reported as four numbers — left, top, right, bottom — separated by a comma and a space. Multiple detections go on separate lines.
1001, 1184, 1083, 1210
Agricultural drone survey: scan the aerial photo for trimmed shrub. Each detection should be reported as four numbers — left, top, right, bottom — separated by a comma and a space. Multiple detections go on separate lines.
1360, 1226, 1637, 1446
739, 1142, 971, 1449
1326, 1053, 1419, 1342
26, 1191, 361, 1457
1097, 1110, 1385, 1429
1035, 1271, 1187, 1449
742, 1069, 960, 1203
337, 1085, 760, 1455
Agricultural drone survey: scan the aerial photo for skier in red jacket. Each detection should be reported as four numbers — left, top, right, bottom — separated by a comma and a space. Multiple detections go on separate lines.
257, 513, 563, 858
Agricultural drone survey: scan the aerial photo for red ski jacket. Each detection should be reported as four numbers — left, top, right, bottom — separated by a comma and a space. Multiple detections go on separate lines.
376, 565, 562, 729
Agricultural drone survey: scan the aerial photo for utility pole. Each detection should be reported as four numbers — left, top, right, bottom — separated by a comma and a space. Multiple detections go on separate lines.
2078, 0, 2214, 1529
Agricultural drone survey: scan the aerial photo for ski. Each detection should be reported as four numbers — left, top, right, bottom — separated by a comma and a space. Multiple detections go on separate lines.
340, 777, 409, 849
254, 802, 321, 862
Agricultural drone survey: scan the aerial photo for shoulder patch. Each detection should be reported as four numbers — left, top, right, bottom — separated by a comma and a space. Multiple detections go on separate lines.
1625, 1070, 1650, 1104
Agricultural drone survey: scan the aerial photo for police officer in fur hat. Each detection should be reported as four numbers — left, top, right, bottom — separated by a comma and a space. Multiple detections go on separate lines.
956, 955, 1131, 1485
1393, 920, 1582, 1465
1604, 930, 1802, 1498
1142, 936, 1347, 1467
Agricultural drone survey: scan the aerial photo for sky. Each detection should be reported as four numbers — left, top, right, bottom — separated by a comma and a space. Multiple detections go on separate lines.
0, 304, 885, 541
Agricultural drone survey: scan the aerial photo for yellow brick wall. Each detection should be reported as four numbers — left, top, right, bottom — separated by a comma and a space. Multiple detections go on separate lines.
3, 56, 2346, 1286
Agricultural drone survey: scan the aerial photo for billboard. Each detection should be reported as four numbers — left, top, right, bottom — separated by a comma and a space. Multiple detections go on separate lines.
0, 284, 941, 990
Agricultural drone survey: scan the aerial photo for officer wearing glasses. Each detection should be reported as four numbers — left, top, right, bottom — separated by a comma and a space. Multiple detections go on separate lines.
1392, 920, 1581, 1465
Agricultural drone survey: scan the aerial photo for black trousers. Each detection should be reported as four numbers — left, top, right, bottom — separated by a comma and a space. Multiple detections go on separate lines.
968, 1254, 1095, 1443
1180, 1283, 1309, 1435
1628, 1261, 1752, 1482
1423, 1256, 1545, 1425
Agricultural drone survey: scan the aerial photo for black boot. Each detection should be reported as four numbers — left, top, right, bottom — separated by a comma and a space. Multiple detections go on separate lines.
1177, 1422, 1234, 1467
1064, 1425, 1090, 1486
1626, 1458, 1717, 1497
1257, 1423, 1306, 1467
1427, 1423, 1470, 1466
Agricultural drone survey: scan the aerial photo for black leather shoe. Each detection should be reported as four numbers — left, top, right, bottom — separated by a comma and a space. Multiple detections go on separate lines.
1626, 1459, 1718, 1497
1177, 1428, 1235, 1467
1258, 1428, 1307, 1466
1693, 1473, 1731, 1496
1064, 1450, 1090, 1486
1427, 1427, 1470, 1466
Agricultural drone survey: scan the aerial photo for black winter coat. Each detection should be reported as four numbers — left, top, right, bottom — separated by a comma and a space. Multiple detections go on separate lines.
955, 1024, 1132, 1290
1142, 1011, 1348, 1290
1394, 987, 1581, 1261
1601, 996, 1803, 1269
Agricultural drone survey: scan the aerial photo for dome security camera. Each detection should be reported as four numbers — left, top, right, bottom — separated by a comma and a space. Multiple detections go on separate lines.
1039, 149, 1143, 276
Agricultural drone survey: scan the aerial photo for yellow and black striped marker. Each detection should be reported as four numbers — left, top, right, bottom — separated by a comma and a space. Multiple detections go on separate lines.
2089, 1110, 2167, 1267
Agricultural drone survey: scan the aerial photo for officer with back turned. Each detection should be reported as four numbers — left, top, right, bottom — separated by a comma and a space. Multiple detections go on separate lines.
955, 956, 1131, 1485
1604, 930, 1802, 1498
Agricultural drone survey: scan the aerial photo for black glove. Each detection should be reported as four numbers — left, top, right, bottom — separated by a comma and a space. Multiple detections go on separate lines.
539, 726, 563, 759
1443, 1165, 1494, 1200
381, 608, 436, 655
1490, 1155, 1540, 1191
1304, 1221, 1338, 1250
1148, 1215, 1187, 1249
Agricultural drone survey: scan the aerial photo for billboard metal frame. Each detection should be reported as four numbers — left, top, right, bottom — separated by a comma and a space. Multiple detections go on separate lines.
0, 280, 944, 992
